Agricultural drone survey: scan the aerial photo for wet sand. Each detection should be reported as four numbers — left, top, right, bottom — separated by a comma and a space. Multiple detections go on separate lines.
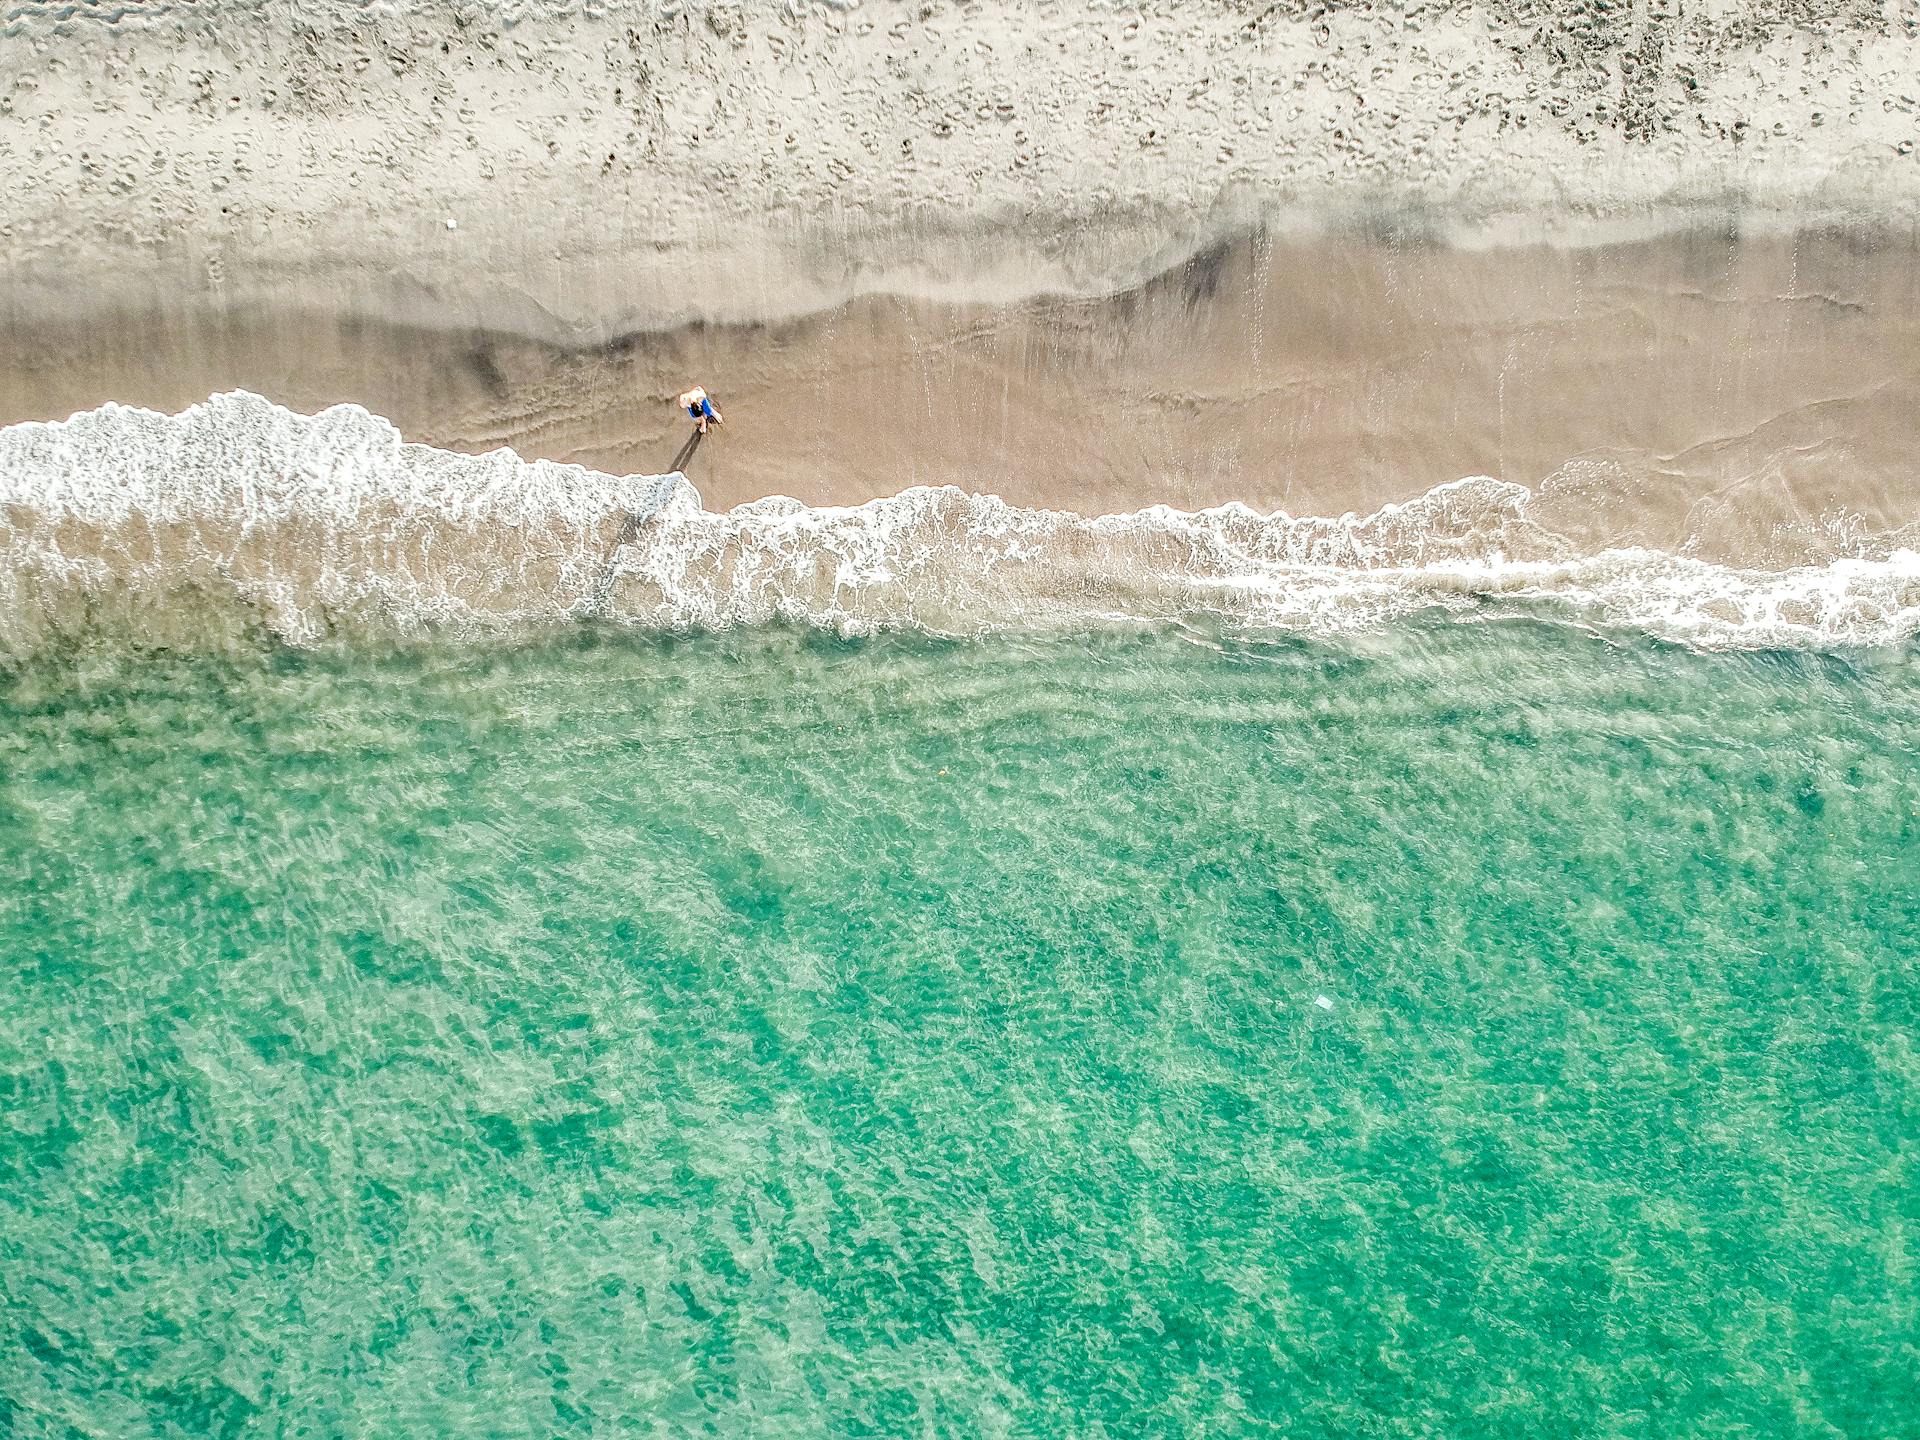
4, 227, 1916, 562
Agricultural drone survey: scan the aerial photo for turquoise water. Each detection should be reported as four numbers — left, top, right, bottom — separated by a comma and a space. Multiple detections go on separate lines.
2, 621, 1916, 1437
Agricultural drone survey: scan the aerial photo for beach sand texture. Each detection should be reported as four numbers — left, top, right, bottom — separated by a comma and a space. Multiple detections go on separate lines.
3, 0, 1918, 544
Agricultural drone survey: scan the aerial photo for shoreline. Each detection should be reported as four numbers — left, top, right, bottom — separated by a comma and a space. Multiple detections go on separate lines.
4, 227, 1916, 559
3, 389, 1919, 656
3, 1, 1916, 587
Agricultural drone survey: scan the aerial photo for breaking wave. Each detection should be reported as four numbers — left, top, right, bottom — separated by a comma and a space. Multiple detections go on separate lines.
3, 391, 1918, 654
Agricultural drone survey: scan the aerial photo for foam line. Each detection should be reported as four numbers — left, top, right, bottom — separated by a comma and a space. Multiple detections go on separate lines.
3, 393, 1917, 652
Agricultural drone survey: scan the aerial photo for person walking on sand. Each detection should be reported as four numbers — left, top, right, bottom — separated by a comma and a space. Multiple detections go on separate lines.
677, 385, 722, 434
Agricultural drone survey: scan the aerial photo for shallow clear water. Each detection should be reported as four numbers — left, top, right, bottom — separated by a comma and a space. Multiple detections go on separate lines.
2, 621, 1916, 1437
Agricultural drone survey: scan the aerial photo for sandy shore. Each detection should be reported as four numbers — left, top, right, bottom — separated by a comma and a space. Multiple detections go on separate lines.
3, 1, 1919, 557
5, 0, 1918, 334
5, 227, 1916, 563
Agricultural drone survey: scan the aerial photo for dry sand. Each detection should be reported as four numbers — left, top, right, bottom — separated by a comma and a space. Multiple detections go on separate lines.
3, 0, 1919, 553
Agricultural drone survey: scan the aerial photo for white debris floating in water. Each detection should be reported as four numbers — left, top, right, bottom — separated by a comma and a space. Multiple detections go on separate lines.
1314, 995, 1335, 1011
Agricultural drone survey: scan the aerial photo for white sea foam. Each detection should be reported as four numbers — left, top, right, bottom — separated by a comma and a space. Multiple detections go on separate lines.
2, 392, 1917, 654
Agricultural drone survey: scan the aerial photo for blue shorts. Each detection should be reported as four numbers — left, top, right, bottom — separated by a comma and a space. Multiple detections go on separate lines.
688, 398, 715, 420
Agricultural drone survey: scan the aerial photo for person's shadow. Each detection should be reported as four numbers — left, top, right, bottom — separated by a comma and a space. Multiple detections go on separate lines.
588, 427, 706, 615
667, 426, 705, 476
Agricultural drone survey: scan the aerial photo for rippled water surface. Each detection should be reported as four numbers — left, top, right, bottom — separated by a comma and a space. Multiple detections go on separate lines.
2, 622, 1916, 1436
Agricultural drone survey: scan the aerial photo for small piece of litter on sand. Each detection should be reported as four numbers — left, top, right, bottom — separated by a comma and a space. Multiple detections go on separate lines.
1314, 994, 1335, 1010
445, 218, 458, 230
